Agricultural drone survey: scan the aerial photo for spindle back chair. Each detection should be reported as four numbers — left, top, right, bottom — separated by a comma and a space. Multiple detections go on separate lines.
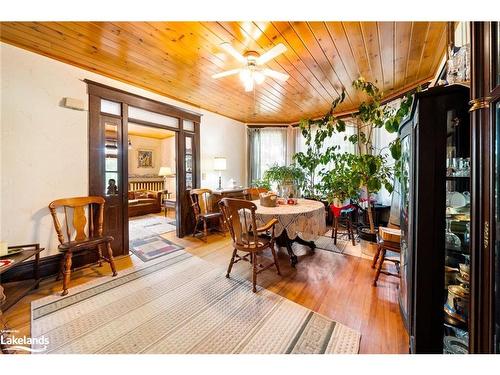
48, 196, 117, 295
218, 198, 281, 292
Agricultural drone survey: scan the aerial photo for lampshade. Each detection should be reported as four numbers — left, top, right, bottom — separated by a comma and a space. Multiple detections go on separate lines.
158, 166, 173, 176
213, 157, 227, 171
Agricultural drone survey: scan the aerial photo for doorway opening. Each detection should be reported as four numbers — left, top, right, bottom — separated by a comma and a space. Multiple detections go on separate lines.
126, 123, 181, 262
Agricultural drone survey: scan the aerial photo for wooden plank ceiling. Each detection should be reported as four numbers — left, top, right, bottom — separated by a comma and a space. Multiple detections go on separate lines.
0, 22, 447, 123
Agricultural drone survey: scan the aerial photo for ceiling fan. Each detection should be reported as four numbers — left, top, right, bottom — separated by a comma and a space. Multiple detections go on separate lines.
212, 42, 290, 92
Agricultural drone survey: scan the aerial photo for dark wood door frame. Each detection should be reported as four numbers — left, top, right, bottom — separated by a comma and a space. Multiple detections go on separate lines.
87, 80, 202, 246
469, 21, 500, 354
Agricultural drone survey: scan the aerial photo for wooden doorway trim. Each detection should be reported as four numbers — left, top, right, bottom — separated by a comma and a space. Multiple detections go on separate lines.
87, 80, 201, 249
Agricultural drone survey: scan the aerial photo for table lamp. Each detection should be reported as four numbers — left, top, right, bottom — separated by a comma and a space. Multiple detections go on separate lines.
158, 166, 174, 190
213, 157, 227, 190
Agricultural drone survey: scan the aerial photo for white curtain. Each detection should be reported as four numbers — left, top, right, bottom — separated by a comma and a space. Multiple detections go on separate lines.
260, 128, 287, 174
373, 126, 398, 205
247, 127, 287, 183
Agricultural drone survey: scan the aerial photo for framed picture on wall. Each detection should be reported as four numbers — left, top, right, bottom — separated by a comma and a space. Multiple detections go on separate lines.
138, 149, 153, 168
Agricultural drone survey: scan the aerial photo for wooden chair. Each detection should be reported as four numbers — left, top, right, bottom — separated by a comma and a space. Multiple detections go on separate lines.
48, 196, 117, 296
189, 188, 225, 242
372, 226, 401, 286
218, 198, 281, 293
243, 187, 269, 201
330, 204, 356, 246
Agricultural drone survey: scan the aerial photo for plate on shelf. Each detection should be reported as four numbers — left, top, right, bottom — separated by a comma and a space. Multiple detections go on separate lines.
447, 191, 467, 208
443, 336, 468, 354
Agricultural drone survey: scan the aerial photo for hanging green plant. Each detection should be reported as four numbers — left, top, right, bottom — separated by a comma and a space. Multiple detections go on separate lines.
293, 90, 347, 198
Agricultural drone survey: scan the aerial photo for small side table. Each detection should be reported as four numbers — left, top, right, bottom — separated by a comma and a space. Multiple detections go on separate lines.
0, 244, 44, 312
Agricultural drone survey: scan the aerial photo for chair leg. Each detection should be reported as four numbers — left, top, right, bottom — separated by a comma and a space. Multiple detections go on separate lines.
61, 251, 72, 296
56, 255, 65, 281
226, 248, 237, 278
333, 217, 339, 245
106, 242, 118, 277
371, 243, 382, 269
252, 252, 257, 293
97, 244, 103, 267
270, 244, 281, 276
373, 248, 386, 286
192, 219, 200, 237
203, 219, 208, 242
348, 219, 355, 246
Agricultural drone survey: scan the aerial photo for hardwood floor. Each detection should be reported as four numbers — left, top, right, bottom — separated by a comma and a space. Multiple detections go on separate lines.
2, 229, 409, 354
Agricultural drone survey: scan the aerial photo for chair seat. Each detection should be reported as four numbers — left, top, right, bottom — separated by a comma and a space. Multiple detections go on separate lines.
199, 212, 223, 219
58, 235, 114, 252
236, 234, 272, 251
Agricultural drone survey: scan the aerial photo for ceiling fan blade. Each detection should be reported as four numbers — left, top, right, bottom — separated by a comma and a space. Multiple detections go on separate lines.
256, 43, 287, 65
212, 68, 241, 79
262, 68, 290, 82
220, 42, 246, 63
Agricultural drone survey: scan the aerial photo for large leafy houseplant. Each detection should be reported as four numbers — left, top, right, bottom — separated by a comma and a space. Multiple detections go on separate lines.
318, 151, 359, 205
293, 91, 347, 198
346, 78, 414, 234
263, 164, 305, 197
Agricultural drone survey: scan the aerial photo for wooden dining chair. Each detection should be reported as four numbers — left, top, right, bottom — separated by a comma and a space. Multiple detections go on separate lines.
372, 226, 401, 286
243, 187, 269, 201
189, 188, 225, 242
218, 198, 281, 293
48, 196, 117, 296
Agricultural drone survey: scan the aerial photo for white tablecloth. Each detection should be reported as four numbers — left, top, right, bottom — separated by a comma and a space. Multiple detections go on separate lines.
250, 199, 327, 241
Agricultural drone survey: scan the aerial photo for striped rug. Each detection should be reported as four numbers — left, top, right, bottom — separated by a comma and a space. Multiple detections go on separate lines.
31, 252, 360, 354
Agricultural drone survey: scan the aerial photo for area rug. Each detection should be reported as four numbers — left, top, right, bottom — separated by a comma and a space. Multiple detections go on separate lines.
31, 252, 360, 354
129, 215, 176, 242
130, 235, 184, 262
314, 234, 347, 254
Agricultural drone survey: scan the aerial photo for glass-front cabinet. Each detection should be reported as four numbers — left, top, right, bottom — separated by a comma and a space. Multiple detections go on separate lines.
398, 85, 470, 353
443, 105, 471, 353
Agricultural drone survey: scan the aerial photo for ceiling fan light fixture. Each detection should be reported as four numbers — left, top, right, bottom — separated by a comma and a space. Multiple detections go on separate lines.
253, 71, 265, 85
239, 68, 252, 83
244, 79, 254, 92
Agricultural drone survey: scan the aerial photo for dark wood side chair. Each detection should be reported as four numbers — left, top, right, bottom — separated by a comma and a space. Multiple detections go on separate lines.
218, 198, 281, 293
330, 204, 356, 246
189, 188, 225, 242
48, 196, 117, 296
243, 187, 269, 201
372, 227, 401, 286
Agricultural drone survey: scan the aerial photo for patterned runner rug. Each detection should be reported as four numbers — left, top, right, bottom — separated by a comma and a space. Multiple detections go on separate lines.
130, 236, 184, 262
129, 215, 176, 242
31, 252, 360, 354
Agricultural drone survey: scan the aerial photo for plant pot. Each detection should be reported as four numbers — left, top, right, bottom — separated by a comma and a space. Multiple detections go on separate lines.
359, 226, 378, 257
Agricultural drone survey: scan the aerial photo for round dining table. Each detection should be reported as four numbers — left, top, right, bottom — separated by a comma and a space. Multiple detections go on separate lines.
251, 198, 327, 266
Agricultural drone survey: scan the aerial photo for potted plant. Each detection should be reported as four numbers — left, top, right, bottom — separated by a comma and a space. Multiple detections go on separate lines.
293, 91, 347, 199
250, 178, 271, 191
318, 151, 359, 206
345, 78, 413, 245
263, 164, 305, 198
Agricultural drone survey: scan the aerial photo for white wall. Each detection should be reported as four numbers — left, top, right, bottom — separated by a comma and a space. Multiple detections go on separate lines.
128, 135, 164, 177
160, 136, 176, 196
0, 42, 246, 255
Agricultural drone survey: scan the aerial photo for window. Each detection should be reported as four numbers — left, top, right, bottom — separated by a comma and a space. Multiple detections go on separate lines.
373, 126, 398, 205
128, 106, 179, 128
248, 127, 287, 183
101, 99, 121, 116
